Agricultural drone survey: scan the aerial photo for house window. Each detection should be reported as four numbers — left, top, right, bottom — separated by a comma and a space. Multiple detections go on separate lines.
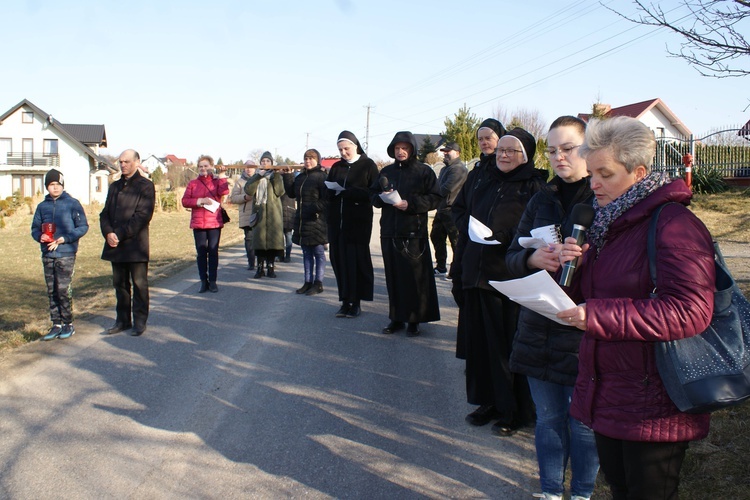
11, 174, 44, 197
96, 176, 103, 192
22, 111, 34, 123
43, 139, 58, 156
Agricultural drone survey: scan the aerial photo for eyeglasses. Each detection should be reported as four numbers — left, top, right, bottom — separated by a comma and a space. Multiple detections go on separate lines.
545, 145, 581, 157
495, 148, 522, 157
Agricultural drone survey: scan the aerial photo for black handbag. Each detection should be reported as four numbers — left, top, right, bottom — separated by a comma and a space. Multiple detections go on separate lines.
648, 202, 750, 413
221, 207, 231, 224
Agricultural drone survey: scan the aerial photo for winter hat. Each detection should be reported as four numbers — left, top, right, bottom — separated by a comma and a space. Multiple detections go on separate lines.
477, 118, 507, 139
337, 130, 365, 154
45, 169, 64, 188
260, 151, 274, 164
304, 149, 321, 164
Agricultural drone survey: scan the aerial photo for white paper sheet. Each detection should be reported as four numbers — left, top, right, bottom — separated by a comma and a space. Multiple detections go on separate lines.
203, 199, 220, 213
469, 215, 501, 245
325, 181, 345, 194
379, 190, 402, 205
489, 271, 577, 325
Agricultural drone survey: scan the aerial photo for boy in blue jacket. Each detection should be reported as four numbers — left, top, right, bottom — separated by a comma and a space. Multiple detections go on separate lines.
31, 169, 89, 340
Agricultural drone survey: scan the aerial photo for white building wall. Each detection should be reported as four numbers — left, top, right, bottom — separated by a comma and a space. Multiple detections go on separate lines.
0, 105, 95, 204
640, 109, 686, 139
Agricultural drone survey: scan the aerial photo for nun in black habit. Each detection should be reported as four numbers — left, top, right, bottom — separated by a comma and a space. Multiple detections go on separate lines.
326, 131, 380, 318
454, 127, 548, 435
371, 131, 442, 337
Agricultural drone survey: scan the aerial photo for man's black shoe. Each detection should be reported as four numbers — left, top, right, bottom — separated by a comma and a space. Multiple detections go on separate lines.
130, 325, 147, 336
208, 281, 218, 293
198, 281, 209, 293
406, 323, 420, 336
465, 405, 500, 426
335, 303, 350, 318
107, 323, 132, 335
381, 321, 405, 334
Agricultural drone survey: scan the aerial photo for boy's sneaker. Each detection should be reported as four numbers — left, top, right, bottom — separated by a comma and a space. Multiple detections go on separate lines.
433, 267, 447, 275
43, 324, 63, 341
58, 324, 75, 339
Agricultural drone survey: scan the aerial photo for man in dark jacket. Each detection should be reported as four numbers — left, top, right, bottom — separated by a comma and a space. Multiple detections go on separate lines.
100, 149, 156, 336
371, 131, 442, 337
430, 142, 467, 278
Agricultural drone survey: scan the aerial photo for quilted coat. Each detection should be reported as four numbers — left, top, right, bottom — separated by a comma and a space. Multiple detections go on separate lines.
283, 167, 328, 246
181, 175, 230, 229
568, 180, 715, 442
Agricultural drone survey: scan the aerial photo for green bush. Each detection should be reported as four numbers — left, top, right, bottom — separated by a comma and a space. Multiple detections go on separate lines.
158, 190, 180, 212
692, 165, 728, 194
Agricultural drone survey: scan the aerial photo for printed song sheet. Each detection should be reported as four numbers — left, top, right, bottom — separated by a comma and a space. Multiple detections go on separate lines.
489, 271, 576, 325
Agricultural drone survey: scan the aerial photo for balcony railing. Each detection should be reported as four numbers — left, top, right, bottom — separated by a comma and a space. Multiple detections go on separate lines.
4, 153, 60, 167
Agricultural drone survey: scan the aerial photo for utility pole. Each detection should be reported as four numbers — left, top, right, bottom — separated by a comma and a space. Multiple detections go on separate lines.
306, 132, 310, 150
364, 104, 374, 153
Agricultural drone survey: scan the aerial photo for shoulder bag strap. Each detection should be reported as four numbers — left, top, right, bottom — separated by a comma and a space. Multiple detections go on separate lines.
647, 202, 677, 297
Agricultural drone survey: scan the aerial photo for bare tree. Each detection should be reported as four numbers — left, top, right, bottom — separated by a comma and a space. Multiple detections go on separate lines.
247, 149, 265, 164
607, 0, 750, 78
492, 105, 548, 139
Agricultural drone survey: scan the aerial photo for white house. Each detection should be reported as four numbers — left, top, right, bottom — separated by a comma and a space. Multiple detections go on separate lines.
141, 154, 167, 174
0, 99, 114, 205
578, 98, 692, 139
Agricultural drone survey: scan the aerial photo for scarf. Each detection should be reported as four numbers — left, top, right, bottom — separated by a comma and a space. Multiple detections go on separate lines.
588, 171, 670, 252
255, 173, 271, 206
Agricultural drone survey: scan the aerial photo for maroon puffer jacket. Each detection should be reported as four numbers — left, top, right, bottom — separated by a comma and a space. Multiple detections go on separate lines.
569, 180, 714, 442
182, 175, 230, 230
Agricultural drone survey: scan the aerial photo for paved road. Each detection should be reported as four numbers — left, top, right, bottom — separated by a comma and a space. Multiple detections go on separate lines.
0, 231, 537, 498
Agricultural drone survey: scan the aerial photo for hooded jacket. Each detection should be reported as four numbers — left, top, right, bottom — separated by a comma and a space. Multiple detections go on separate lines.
244, 170, 285, 251
568, 180, 714, 442
371, 131, 441, 238
31, 191, 89, 258
454, 128, 548, 290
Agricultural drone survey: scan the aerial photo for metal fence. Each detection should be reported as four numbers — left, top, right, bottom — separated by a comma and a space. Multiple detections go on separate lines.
653, 125, 750, 178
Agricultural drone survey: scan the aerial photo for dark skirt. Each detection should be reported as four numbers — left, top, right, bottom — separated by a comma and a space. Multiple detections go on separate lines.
464, 287, 534, 423
381, 237, 440, 324
329, 233, 374, 303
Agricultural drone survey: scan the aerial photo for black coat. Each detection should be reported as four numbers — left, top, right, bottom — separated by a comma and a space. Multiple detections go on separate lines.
505, 176, 594, 385
326, 154, 379, 244
284, 167, 328, 246
371, 159, 441, 238
453, 162, 547, 291
100, 172, 155, 263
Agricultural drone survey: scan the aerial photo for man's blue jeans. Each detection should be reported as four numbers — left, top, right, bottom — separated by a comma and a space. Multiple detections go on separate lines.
527, 377, 599, 497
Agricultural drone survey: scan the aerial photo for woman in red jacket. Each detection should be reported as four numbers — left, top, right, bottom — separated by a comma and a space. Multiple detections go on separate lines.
557, 117, 715, 499
182, 155, 230, 293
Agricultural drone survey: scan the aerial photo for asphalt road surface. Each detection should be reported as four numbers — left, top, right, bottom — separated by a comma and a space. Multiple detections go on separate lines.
0, 230, 538, 499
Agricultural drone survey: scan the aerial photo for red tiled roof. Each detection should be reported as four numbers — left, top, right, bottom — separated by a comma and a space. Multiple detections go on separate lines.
165, 154, 187, 166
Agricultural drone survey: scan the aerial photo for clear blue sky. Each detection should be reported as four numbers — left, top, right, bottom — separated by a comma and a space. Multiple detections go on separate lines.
2, 0, 748, 164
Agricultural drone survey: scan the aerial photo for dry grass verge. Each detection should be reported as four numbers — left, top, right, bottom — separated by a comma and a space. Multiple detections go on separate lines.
0, 203, 243, 350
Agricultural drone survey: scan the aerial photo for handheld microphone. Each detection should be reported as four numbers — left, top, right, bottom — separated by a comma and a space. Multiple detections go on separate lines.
379, 176, 391, 192
558, 203, 596, 287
